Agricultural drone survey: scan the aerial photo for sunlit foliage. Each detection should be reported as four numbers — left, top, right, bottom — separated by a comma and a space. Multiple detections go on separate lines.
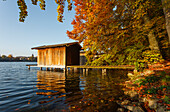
17, 0, 28, 22
13, 0, 170, 65
66, 0, 169, 65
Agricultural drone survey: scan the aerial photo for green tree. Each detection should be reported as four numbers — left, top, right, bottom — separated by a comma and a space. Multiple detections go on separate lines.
1, 55, 7, 59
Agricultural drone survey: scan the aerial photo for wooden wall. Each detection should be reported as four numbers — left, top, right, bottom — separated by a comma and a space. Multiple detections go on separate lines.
37, 44, 80, 66
38, 47, 66, 66
66, 45, 80, 66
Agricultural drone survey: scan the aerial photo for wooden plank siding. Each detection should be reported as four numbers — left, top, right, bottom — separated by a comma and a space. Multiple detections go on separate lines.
32, 42, 81, 68
37, 47, 66, 66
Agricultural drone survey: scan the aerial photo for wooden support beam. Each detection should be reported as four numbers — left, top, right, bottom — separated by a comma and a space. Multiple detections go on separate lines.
74, 68, 79, 73
28, 66, 30, 70
54, 68, 57, 72
70, 68, 74, 73
54, 68, 60, 72
63, 68, 66, 72
83, 68, 86, 74
50, 68, 53, 71
66, 68, 69, 72
102, 69, 107, 75
86, 68, 88, 75
46, 68, 49, 71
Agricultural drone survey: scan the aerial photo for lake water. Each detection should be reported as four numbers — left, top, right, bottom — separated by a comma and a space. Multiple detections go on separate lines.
0, 62, 129, 112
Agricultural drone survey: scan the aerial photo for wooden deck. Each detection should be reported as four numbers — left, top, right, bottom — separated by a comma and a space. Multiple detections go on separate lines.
26, 64, 135, 75
26, 64, 66, 70
26, 64, 37, 67
67, 65, 135, 70
26, 64, 135, 70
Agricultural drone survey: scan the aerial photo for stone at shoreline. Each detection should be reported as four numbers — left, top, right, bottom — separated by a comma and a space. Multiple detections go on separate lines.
116, 108, 125, 112
156, 106, 166, 112
140, 98, 158, 109
148, 99, 158, 109
124, 90, 138, 100
127, 73, 135, 79
123, 62, 170, 112
125, 105, 135, 111
121, 100, 131, 105
133, 106, 145, 112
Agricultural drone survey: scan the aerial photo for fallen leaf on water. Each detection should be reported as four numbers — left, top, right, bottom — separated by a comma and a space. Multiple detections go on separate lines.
15, 108, 19, 110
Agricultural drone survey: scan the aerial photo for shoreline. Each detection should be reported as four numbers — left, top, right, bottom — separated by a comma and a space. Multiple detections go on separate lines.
120, 61, 170, 112
0, 61, 37, 62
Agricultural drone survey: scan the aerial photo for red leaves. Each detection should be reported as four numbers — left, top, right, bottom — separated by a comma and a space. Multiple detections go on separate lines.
157, 100, 163, 103
15, 108, 20, 111
71, 19, 76, 25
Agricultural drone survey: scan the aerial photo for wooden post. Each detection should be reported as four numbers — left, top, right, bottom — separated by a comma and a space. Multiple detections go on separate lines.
54, 68, 57, 72
28, 66, 30, 70
40, 67, 42, 70
102, 69, 107, 75
70, 68, 74, 73
46, 67, 49, 71
67, 67, 69, 73
83, 68, 86, 74
63, 68, 67, 73
50, 68, 53, 71
86, 68, 88, 75
74, 68, 79, 73
54, 68, 60, 72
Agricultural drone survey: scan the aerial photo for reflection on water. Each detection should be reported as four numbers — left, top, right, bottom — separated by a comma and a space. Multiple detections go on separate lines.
36, 71, 66, 95
34, 71, 83, 112
0, 62, 129, 112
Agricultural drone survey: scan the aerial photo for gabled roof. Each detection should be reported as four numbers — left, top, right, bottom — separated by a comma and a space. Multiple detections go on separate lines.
31, 42, 82, 50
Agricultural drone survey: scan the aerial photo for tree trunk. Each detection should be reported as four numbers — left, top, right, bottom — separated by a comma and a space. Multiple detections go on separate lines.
144, 16, 161, 53
161, 0, 170, 42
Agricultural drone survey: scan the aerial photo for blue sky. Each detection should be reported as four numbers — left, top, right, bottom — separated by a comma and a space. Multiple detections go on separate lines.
0, 0, 76, 57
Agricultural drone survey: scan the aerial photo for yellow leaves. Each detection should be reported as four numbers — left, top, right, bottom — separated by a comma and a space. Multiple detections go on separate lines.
57, 5, 64, 14
57, 15, 63, 22
56, 4, 64, 22
17, 0, 28, 22
68, 3, 72, 11
39, 0, 46, 10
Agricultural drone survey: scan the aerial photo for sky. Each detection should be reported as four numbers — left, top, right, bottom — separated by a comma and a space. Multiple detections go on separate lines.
0, 0, 76, 57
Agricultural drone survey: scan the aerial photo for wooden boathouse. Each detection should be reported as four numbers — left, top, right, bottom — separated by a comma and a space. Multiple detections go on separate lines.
27, 42, 135, 75
31, 42, 82, 70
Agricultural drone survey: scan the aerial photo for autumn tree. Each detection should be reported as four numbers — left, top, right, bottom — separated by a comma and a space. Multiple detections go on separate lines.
161, 0, 170, 42
4, 0, 170, 65
8, 54, 13, 58
67, 0, 169, 65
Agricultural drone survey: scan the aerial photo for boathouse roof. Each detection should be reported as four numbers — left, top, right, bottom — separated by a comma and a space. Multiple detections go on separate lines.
31, 42, 82, 50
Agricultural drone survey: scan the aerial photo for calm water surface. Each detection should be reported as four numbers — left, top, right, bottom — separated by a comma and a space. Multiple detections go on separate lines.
0, 62, 129, 112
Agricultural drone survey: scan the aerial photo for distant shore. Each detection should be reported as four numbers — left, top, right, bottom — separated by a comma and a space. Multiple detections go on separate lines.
0, 60, 37, 62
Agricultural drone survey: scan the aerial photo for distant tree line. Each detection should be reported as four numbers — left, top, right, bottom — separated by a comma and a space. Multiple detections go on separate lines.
0, 54, 37, 62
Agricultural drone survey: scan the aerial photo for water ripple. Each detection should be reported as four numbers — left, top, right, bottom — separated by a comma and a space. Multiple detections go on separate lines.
0, 62, 128, 112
